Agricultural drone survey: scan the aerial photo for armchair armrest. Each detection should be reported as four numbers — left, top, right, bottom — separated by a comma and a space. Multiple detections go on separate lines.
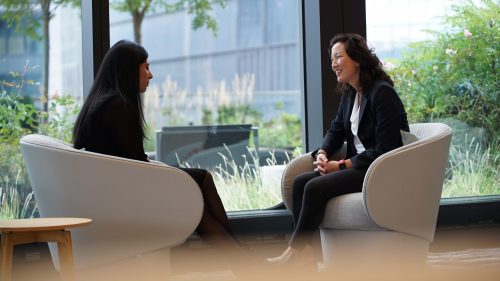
362, 127, 452, 242
281, 144, 347, 212
281, 153, 314, 211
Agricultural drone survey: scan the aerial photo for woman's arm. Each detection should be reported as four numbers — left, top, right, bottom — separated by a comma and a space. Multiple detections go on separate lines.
314, 93, 349, 159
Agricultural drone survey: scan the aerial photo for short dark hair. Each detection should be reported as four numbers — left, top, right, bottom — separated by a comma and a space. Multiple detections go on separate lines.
329, 33, 393, 92
73, 40, 149, 147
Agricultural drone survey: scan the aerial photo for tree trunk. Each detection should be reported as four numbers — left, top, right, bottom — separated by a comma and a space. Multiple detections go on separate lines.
133, 12, 144, 44
41, 0, 51, 115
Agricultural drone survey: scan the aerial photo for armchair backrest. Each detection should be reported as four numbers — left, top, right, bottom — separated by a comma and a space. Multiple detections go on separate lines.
363, 123, 452, 241
20, 134, 203, 269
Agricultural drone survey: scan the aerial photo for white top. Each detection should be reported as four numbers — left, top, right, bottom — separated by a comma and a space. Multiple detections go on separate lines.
350, 93, 366, 154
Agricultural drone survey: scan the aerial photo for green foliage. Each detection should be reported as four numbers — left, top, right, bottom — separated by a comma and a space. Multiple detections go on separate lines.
0, 93, 38, 143
202, 101, 303, 149
386, 0, 499, 199
203, 104, 262, 125
0, 93, 78, 180
0, 0, 80, 40
259, 102, 302, 148
38, 95, 80, 143
1, 171, 36, 220
110, 0, 226, 37
206, 147, 283, 211
388, 0, 499, 140
0, 93, 38, 189
0, 61, 80, 218
443, 136, 500, 197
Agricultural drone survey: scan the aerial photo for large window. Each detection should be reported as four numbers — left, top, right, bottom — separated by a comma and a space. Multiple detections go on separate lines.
367, 0, 499, 199
2, 0, 497, 224
109, 0, 303, 211
0, 3, 82, 219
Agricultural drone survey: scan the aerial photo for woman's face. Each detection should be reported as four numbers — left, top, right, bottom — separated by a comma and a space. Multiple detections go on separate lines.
139, 59, 153, 93
330, 42, 360, 89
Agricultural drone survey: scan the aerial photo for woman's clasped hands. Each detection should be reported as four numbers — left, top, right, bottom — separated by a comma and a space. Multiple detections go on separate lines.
313, 153, 342, 175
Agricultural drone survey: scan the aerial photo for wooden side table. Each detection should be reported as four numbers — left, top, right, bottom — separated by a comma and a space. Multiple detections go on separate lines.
0, 218, 92, 281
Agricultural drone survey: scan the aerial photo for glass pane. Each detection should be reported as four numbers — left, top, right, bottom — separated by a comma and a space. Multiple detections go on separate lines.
0, 4, 83, 219
110, 0, 303, 211
367, 0, 499, 198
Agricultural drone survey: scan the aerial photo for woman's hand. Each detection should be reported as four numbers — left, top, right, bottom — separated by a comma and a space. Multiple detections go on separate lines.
313, 152, 328, 173
315, 160, 340, 175
315, 152, 328, 163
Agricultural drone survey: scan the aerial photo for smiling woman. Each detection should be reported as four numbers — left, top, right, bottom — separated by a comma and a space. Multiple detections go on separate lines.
266, 32, 410, 268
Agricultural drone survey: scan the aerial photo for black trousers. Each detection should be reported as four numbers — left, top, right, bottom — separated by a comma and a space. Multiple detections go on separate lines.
289, 168, 367, 250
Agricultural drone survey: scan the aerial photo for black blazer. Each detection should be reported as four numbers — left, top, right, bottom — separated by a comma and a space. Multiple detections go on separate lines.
317, 80, 409, 169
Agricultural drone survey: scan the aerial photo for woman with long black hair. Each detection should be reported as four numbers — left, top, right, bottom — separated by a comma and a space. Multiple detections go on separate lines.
73, 40, 248, 268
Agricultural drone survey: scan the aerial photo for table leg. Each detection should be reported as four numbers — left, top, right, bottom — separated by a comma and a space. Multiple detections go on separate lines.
57, 231, 75, 281
0, 233, 14, 281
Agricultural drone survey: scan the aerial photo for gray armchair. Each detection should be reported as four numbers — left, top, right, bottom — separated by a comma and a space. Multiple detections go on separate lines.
20, 134, 203, 277
281, 123, 452, 270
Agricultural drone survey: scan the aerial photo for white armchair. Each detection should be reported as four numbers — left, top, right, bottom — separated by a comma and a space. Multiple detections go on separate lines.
20, 134, 203, 275
281, 123, 452, 270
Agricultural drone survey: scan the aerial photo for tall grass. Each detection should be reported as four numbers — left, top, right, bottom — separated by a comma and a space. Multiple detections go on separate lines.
442, 137, 500, 198
213, 149, 285, 211
179, 147, 292, 211
1, 171, 37, 219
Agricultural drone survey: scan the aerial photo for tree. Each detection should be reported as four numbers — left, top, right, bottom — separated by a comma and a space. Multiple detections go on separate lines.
110, 0, 226, 44
0, 0, 225, 113
0, 0, 80, 113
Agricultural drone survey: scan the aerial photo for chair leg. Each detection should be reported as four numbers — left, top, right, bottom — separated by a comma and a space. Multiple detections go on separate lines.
0, 233, 14, 281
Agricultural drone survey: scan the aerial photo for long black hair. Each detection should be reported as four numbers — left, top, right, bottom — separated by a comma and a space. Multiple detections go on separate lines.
73, 40, 149, 148
329, 33, 393, 92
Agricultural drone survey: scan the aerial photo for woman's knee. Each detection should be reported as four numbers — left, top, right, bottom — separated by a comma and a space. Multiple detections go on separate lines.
203, 170, 213, 181
303, 180, 327, 200
291, 172, 317, 194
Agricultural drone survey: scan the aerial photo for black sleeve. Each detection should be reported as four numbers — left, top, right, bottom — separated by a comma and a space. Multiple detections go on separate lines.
101, 98, 148, 162
315, 93, 348, 158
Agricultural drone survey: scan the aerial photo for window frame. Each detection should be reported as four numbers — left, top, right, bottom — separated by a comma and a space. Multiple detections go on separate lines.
82, 0, 500, 235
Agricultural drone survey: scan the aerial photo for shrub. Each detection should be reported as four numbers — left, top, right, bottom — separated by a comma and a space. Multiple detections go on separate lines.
388, 0, 499, 140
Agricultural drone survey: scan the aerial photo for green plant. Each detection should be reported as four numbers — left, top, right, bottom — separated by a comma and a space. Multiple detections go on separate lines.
443, 137, 499, 197
388, 0, 499, 140
1, 171, 37, 219
203, 104, 262, 125
38, 95, 80, 143
1, 64, 80, 218
210, 148, 283, 211
385, 0, 499, 198
259, 102, 302, 148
